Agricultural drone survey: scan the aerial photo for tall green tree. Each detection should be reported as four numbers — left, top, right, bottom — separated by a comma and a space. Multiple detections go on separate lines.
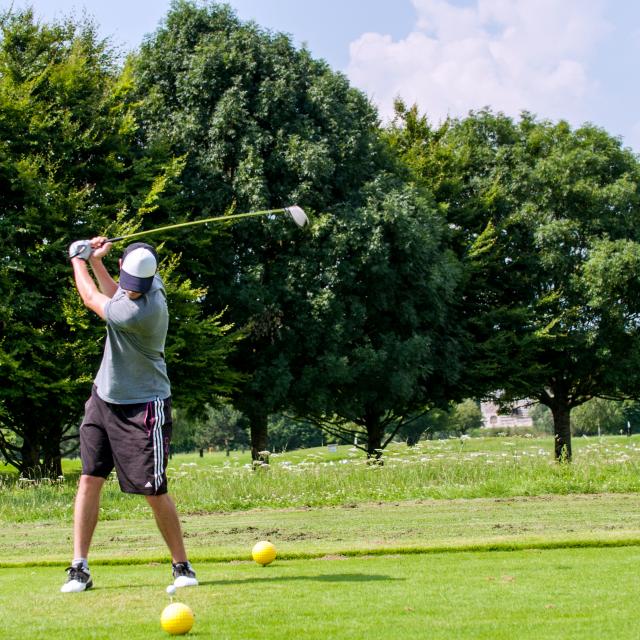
0, 10, 129, 477
132, 0, 383, 458
0, 9, 238, 477
289, 178, 463, 458
388, 104, 640, 459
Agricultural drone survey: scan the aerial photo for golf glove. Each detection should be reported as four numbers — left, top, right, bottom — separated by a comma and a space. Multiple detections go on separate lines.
68, 240, 92, 261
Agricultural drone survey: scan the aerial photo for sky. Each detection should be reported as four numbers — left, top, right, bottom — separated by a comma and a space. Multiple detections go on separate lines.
5, 0, 640, 151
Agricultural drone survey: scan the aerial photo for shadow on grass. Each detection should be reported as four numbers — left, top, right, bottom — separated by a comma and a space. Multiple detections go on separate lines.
94, 573, 401, 591
199, 573, 401, 586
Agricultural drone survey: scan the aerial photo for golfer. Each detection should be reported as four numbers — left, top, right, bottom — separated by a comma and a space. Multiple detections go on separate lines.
62, 237, 197, 593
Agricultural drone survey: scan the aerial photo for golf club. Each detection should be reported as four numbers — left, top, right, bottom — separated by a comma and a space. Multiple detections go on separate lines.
68, 205, 308, 258
106, 205, 308, 243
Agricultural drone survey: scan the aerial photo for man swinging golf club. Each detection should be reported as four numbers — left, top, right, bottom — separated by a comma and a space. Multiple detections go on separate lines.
62, 236, 198, 593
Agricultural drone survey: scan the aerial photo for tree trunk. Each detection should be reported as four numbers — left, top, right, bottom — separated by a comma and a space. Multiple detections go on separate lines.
41, 454, 63, 479
551, 400, 572, 462
19, 439, 41, 478
19, 439, 62, 479
406, 434, 419, 446
365, 412, 384, 463
248, 410, 269, 463
43, 426, 64, 478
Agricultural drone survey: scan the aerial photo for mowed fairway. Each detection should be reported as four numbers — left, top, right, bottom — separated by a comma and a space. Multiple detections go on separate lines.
1, 547, 639, 639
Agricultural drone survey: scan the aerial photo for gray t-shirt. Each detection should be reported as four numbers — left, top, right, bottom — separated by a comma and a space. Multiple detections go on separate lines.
94, 275, 171, 404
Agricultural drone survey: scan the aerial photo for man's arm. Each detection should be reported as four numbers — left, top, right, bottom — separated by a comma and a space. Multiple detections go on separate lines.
88, 236, 118, 297
71, 257, 111, 320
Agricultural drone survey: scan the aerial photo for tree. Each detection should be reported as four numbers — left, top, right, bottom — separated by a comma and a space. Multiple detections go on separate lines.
289, 177, 463, 459
395, 408, 450, 445
622, 401, 640, 435
267, 415, 323, 452
199, 403, 249, 454
571, 398, 626, 436
387, 104, 640, 460
0, 9, 239, 477
132, 0, 383, 459
448, 399, 483, 436
529, 403, 553, 434
171, 402, 249, 454
0, 10, 131, 477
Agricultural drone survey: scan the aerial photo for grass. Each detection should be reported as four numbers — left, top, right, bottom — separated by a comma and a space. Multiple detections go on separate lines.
2, 435, 639, 637
1, 493, 639, 566
2, 548, 640, 639
2, 435, 640, 522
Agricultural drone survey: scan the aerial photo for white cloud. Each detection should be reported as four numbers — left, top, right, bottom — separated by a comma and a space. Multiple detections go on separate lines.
347, 0, 610, 125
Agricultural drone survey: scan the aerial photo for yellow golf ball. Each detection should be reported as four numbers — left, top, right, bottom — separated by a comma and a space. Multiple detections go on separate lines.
161, 602, 194, 635
252, 540, 276, 566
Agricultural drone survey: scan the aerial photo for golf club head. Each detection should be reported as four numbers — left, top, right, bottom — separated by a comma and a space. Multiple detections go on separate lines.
284, 205, 309, 228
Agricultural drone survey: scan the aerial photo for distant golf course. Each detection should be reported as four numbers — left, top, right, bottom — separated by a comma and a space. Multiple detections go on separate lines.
2, 436, 640, 638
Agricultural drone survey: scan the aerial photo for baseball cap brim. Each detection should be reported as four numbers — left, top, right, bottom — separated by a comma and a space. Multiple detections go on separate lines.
119, 270, 154, 294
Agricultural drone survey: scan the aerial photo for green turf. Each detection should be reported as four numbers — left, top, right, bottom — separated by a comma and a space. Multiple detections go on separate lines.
2, 547, 639, 639
1, 493, 639, 566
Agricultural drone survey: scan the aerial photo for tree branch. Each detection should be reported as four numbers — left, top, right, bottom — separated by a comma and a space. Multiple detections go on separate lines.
295, 414, 370, 454
0, 431, 21, 470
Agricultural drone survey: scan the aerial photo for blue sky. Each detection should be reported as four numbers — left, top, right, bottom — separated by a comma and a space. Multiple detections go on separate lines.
6, 0, 640, 151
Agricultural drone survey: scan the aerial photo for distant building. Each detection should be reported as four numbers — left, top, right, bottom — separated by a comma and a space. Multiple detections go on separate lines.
480, 399, 533, 429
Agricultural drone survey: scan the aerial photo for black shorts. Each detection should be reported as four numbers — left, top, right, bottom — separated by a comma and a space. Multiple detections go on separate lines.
79, 386, 172, 495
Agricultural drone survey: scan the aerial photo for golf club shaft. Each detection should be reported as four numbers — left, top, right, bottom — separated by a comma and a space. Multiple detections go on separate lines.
106, 207, 289, 243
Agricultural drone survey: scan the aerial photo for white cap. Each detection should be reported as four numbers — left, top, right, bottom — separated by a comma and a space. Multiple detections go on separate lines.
120, 243, 158, 293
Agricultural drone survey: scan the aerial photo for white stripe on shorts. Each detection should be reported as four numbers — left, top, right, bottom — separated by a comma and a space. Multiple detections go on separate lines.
153, 397, 165, 491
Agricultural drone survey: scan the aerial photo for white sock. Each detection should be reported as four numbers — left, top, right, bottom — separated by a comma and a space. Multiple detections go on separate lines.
72, 558, 89, 571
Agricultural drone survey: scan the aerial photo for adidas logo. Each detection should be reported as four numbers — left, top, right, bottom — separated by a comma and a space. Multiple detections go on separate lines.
144, 481, 153, 488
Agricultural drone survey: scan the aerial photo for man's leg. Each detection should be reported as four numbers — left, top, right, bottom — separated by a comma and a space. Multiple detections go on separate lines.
146, 493, 198, 587
73, 474, 105, 559
145, 492, 188, 563
61, 474, 104, 593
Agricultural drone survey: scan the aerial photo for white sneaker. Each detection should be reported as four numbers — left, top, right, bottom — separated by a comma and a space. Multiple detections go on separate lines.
61, 563, 93, 593
172, 561, 198, 588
